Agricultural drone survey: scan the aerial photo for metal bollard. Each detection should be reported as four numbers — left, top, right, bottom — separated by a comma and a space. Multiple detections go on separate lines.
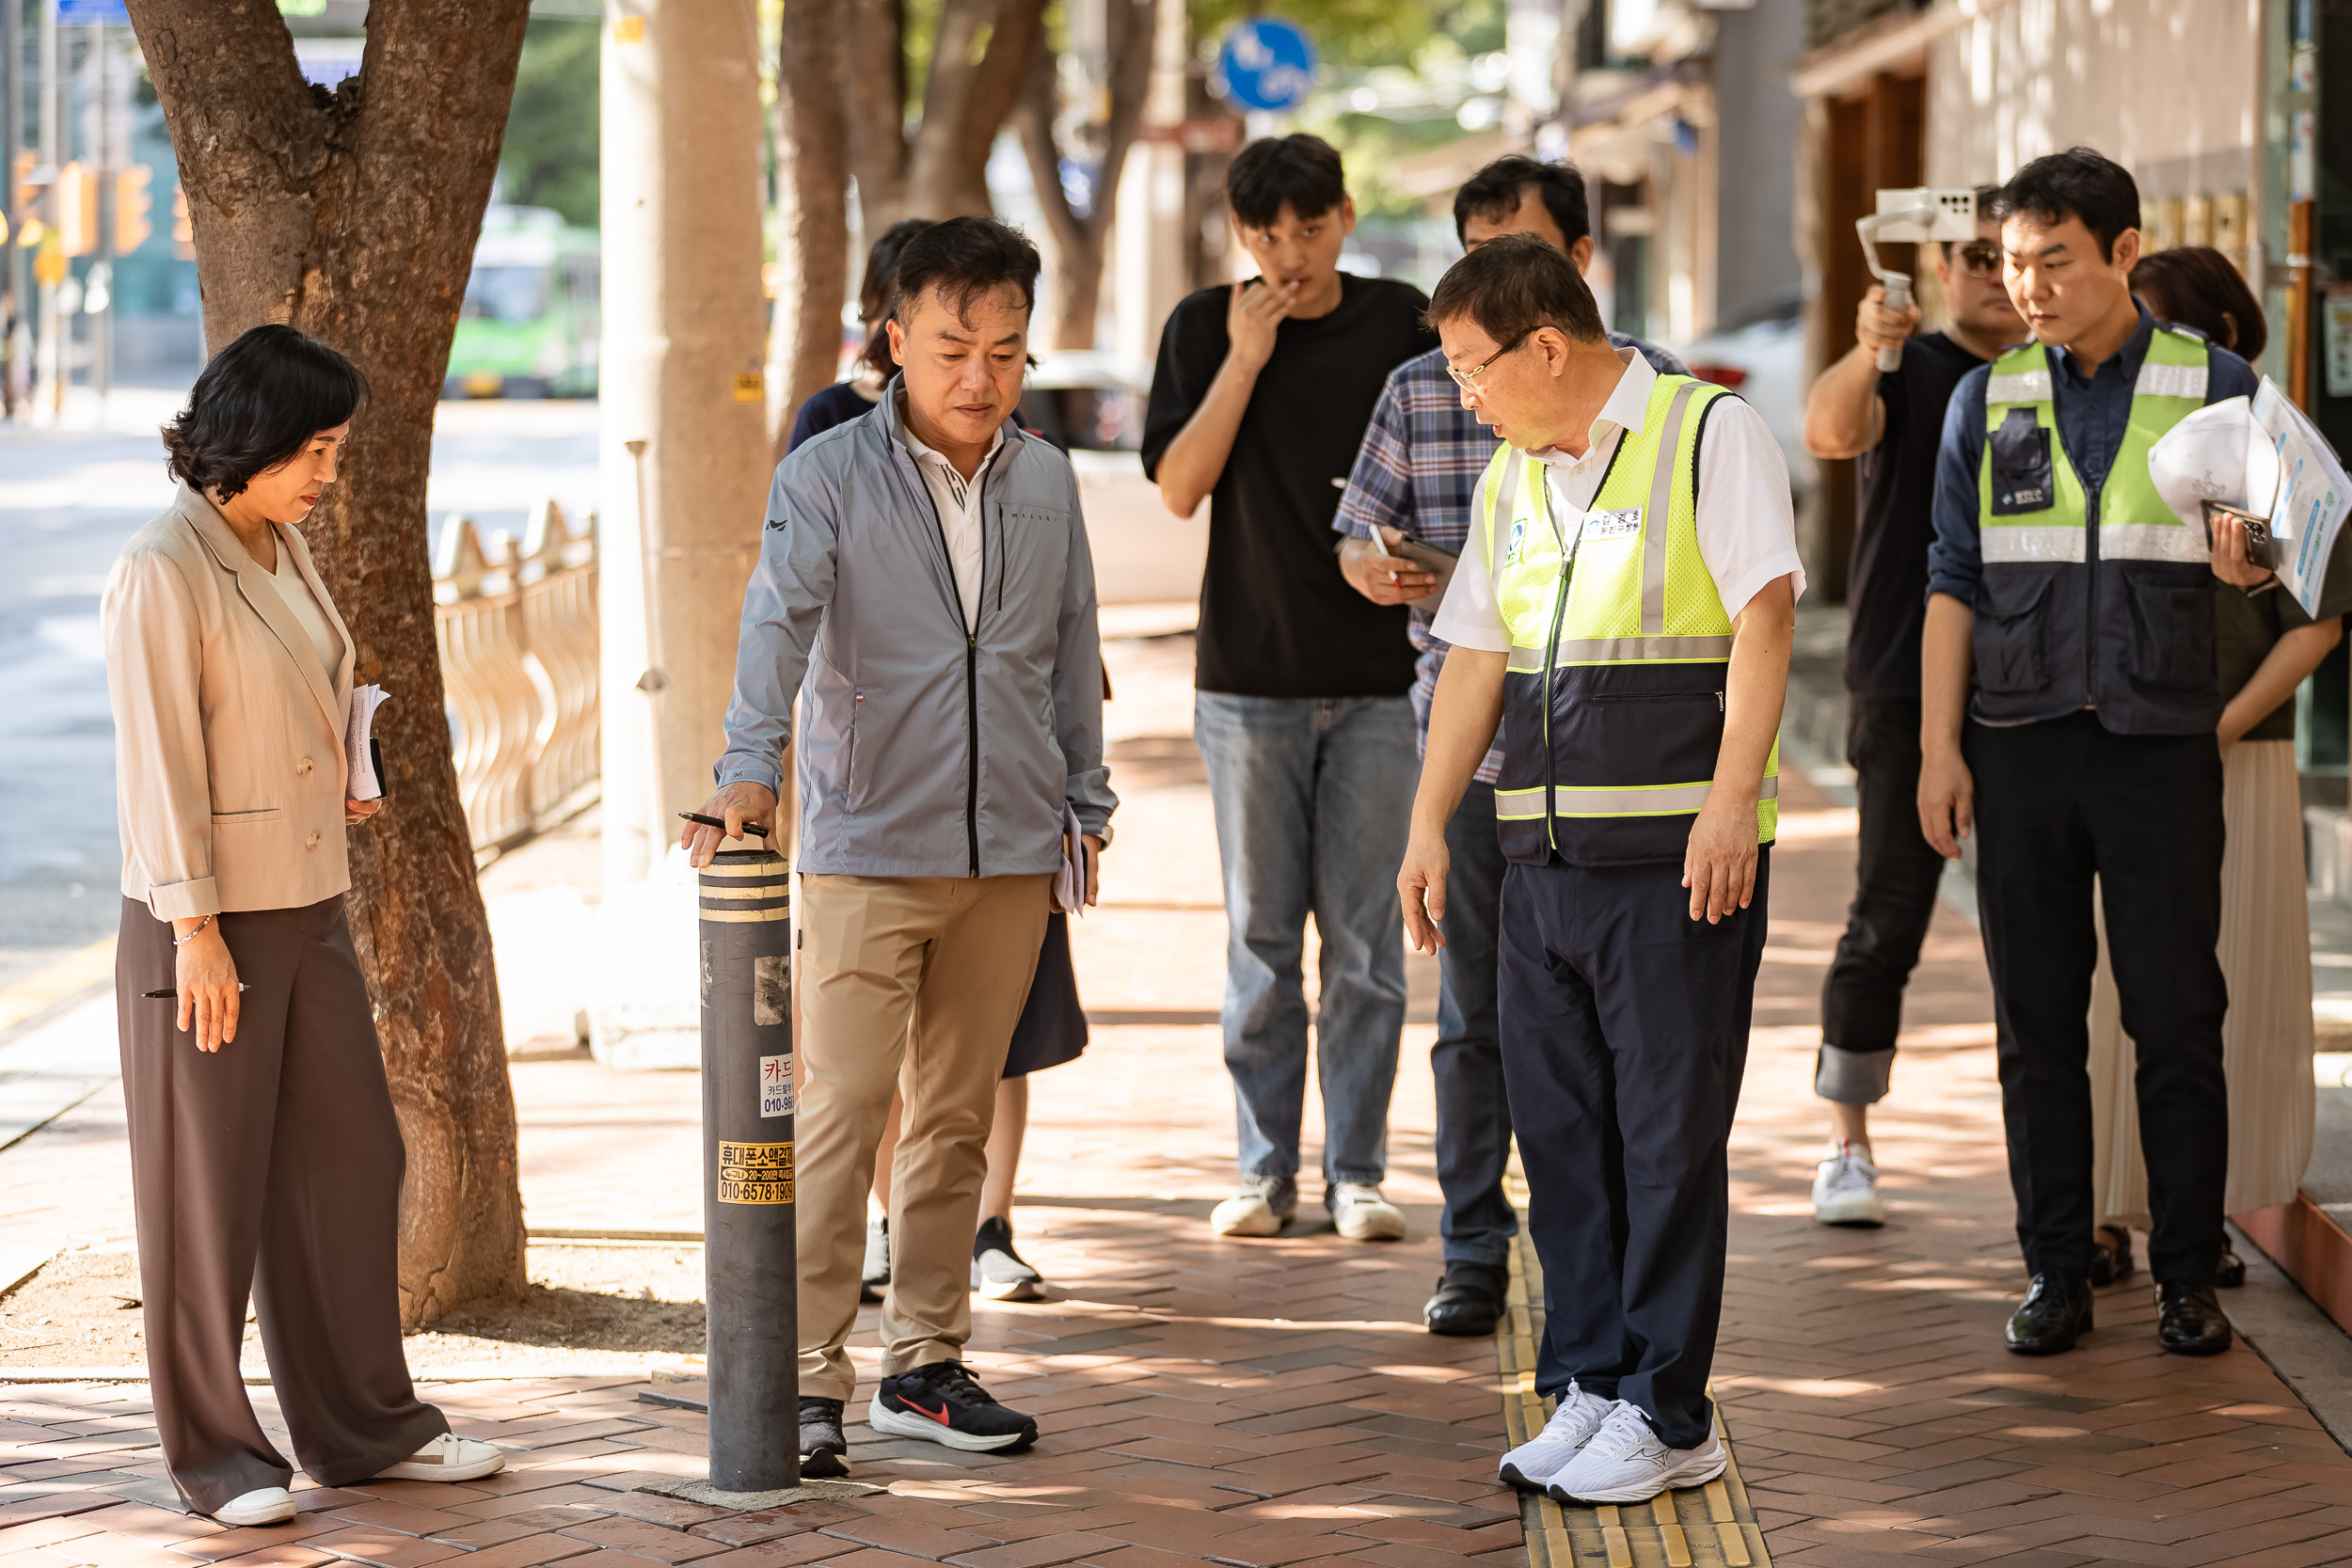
699, 848, 798, 1492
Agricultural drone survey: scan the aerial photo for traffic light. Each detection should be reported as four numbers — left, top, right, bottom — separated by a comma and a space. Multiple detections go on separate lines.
171, 182, 194, 260
55, 162, 98, 257
113, 166, 152, 254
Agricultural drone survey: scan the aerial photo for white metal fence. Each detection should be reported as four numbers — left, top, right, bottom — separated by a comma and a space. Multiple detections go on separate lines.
433, 500, 600, 851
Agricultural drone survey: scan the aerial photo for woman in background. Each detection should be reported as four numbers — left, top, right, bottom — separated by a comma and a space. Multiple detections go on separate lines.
787, 218, 935, 451
103, 325, 505, 1525
2087, 247, 2341, 1287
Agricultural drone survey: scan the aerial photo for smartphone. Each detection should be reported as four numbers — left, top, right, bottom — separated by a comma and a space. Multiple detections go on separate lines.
2201, 501, 2276, 571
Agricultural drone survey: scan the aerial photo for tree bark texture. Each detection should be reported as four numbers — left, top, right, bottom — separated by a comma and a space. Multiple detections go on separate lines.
846, 0, 1048, 229
771, 0, 851, 458
1013, 0, 1154, 350
126, 0, 532, 1327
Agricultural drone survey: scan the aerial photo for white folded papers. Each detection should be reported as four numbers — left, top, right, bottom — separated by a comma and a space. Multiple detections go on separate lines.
347, 684, 389, 801
1052, 803, 1087, 916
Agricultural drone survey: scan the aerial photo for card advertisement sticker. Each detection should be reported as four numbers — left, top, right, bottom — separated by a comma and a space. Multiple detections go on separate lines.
760, 1053, 794, 1117
1581, 507, 1642, 541
717, 1141, 794, 1205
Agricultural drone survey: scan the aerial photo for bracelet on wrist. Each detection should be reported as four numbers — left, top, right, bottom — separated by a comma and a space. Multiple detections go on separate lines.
173, 914, 215, 946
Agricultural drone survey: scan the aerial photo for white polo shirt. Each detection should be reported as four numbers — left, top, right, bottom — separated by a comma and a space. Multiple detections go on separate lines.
899, 397, 1005, 633
1431, 348, 1805, 653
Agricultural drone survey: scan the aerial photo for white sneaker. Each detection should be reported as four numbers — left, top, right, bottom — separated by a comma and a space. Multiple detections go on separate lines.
861, 1215, 891, 1303
373, 1432, 507, 1482
1498, 1380, 1613, 1490
1210, 1174, 1297, 1237
1545, 1402, 1727, 1504
1327, 1181, 1406, 1242
211, 1487, 294, 1526
1812, 1140, 1887, 1226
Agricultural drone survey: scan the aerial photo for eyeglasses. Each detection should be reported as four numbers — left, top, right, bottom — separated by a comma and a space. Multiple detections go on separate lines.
1951, 243, 2003, 277
1446, 331, 1532, 391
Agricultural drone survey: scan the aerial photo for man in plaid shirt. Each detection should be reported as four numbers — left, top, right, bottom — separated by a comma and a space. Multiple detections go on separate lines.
1335, 156, 1686, 1338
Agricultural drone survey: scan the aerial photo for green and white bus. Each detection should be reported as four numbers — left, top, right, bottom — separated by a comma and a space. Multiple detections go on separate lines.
444, 206, 599, 400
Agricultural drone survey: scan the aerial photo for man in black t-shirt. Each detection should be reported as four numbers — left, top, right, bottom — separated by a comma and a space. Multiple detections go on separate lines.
1142, 135, 1438, 1243
1798, 190, 2021, 1227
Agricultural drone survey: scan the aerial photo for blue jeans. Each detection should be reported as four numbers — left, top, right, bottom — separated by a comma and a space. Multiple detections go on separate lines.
1433, 781, 1517, 1267
1193, 692, 1417, 1188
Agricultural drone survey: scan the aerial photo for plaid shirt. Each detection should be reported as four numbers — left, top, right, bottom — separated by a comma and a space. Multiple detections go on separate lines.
1334, 332, 1690, 782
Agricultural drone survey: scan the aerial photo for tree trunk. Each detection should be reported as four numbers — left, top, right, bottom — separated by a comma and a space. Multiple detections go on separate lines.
1012, 0, 1154, 351
772, 0, 851, 457
845, 0, 910, 228
127, 0, 532, 1327
849, 0, 1045, 230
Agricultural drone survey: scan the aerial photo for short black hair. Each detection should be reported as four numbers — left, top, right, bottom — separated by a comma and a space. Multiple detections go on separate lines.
1426, 233, 1607, 348
162, 324, 368, 502
860, 218, 935, 376
1992, 148, 2140, 262
2132, 245, 2267, 362
1454, 156, 1591, 249
889, 214, 1041, 325
1226, 135, 1346, 229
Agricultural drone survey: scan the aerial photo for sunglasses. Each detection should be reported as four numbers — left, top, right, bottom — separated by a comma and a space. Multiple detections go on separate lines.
1950, 243, 2003, 277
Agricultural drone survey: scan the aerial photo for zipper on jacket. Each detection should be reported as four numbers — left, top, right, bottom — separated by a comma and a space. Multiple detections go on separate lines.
900, 445, 990, 878
1539, 483, 1584, 855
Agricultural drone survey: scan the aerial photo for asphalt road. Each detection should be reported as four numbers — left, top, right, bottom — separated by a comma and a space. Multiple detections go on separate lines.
0, 382, 598, 990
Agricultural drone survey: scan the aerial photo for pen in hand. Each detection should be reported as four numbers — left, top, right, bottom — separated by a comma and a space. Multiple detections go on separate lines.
145, 985, 254, 998
679, 811, 770, 838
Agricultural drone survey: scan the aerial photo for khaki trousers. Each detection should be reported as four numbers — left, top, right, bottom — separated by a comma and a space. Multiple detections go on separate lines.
797, 873, 1051, 1399
116, 896, 448, 1515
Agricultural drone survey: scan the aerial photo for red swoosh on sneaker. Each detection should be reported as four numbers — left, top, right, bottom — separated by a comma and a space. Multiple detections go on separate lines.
905, 1399, 953, 1426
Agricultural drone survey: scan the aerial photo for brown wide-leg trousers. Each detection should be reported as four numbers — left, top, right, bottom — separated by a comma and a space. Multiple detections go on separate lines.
117, 896, 448, 1515
796, 873, 1051, 1400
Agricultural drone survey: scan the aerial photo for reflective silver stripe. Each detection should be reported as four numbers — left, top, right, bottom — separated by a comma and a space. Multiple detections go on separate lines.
1986, 370, 2051, 404
1508, 646, 1546, 672
1553, 774, 1782, 816
1494, 786, 1547, 820
1979, 524, 2087, 563
1640, 382, 1703, 635
1555, 635, 1733, 663
2134, 361, 2207, 399
2100, 522, 2207, 562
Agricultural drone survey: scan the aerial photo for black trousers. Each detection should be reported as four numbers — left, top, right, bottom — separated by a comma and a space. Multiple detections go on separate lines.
118, 896, 448, 1514
1818, 696, 1949, 1104
1499, 853, 1767, 1450
1965, 714, 2229, 1286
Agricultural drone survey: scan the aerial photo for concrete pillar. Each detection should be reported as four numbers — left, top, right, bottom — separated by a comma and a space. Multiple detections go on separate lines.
599, 0, 771, 885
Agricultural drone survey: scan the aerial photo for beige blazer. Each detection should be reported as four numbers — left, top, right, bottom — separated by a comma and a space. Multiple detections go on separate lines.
103, 484, 358, 919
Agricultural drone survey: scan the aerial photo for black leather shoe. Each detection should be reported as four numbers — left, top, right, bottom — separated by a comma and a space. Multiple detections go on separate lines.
2005, 1274, 2093, 1355
1422, 1261, 1509, 1337
2090, 1225, 2135, 1287
2157, 1282, 2233, 1355
2216, 1247, 2246, 1289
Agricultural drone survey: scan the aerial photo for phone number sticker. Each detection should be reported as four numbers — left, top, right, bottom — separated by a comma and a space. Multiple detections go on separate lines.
717, 1141, 794, 1205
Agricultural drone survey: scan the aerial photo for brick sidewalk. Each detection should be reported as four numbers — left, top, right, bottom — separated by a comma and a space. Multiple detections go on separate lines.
6, 630, 2352, 1568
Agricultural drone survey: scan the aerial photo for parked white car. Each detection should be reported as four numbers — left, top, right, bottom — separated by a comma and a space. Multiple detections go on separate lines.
1677, 308, 1818, 520
1018, 353, 1205, 608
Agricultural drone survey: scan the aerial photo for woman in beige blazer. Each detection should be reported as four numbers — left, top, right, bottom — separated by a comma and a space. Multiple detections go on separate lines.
103, 325, 504, 1527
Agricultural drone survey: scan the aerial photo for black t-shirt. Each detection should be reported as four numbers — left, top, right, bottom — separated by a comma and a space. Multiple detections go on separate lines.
1142, 275, 1437, 697
1846, 331, 1992, 698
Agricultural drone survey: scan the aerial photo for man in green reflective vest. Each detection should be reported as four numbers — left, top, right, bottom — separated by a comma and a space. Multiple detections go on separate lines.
1919, 148, 2271, 1360
1397, 236, 1799, 1506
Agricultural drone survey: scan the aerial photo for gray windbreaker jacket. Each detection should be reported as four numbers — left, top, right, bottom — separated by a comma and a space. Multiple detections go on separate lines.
715, 388, 1116, 878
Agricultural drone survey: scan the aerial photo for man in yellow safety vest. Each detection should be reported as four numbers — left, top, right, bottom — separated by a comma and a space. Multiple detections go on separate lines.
1397, 235, 1799, 1507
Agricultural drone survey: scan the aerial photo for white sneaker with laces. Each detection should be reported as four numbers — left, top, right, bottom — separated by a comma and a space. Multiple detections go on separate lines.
211, 1487, 294, 1527
373, 1432, 507, 1482
1210, 1174, 1297, 1237
1498, 1380, 1613, 1490
1812, 1139, 1887, 1226
1545, 1402, 1726, 1504
1327, 1181, 1406, 1242
861, 1215, 891, 1302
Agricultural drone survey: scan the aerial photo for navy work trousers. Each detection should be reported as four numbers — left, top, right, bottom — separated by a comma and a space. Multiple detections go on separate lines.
1499, 851, 1768, 1450
1431, 781, 1518, 1268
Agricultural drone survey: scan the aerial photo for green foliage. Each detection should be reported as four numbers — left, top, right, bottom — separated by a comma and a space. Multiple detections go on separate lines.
500, 17, 600, 227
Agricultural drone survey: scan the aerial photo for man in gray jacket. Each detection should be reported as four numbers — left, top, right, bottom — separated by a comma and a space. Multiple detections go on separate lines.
686, 217, 1115, 1473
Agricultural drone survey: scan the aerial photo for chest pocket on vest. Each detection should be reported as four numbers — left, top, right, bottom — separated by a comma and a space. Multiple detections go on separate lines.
1989, 407, 2056, 515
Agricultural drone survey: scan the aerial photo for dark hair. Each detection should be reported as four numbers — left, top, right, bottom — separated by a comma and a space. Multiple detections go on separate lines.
1225, 135, 1346, 229
1425, 233, 1607, 349
1454, 156, 1591, 249
859, 218, 935, 377
1992, 147, 2140, 262
2132, 245, 2266, 362
889, 214, 1041, 326
162, 325, 368, 502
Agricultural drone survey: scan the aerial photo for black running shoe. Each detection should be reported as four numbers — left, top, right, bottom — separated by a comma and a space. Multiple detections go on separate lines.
799, 1396, 849, 1477
867, 1359, 1038, 1452
971, 1216, 1045, 1302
